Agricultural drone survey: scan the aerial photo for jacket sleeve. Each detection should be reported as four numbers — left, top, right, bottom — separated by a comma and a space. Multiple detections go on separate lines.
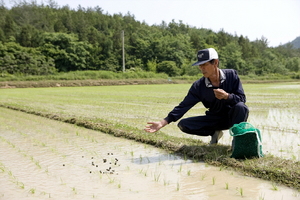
164, 82, 201, 123
224, 70, 246, 106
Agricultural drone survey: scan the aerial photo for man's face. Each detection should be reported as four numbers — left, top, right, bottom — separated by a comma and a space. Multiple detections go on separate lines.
199, 61, 217, 78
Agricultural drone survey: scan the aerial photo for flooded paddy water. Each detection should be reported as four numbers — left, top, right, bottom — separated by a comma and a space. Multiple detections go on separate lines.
0, 82, 300, 199
0, 107, 299, 200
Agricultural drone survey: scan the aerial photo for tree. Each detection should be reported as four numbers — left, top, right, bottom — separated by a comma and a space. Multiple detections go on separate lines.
220, 42, 246, 74
286, 57, 300, 72
157, 61, 180, 77
0, 1, 299, 77
0, 42, 56, 75
3, 15, 17, 41
39, 32, 92, 71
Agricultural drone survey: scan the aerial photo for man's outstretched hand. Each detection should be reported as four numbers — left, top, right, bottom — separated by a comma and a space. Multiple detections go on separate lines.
144, 120, 168, 133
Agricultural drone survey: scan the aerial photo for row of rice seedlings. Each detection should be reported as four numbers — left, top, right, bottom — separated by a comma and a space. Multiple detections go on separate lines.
75, 130, 99, 143
0, 161, 25, 190
2, 132, 47, 171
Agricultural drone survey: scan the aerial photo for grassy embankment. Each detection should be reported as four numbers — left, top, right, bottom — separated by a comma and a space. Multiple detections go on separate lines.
0, 70, 299, 88
0, 79, 299, 190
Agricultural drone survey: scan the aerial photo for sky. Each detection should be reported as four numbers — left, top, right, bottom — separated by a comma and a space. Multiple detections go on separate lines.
3, 0, 300, 47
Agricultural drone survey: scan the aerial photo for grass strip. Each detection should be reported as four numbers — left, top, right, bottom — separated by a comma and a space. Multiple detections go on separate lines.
1, 78, 298, 89
1, 104, 299, 190
0, 79, 189, 88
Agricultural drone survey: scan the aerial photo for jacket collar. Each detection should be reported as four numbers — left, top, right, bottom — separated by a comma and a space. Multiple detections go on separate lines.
205, 69, 226, 88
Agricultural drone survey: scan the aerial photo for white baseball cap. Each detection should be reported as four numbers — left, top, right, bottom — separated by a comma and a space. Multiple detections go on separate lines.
192, 48, 218, 66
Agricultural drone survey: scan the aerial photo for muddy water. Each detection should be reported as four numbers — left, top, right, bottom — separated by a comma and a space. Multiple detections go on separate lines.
0, 107, 299, 200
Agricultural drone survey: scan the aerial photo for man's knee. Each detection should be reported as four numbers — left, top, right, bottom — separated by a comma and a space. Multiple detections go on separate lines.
235, 102, 249, 113
231, 102, 249, 123
177, 119, 189, 133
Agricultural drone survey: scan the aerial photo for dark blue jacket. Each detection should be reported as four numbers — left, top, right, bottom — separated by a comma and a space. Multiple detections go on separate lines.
165, 69, 246, 123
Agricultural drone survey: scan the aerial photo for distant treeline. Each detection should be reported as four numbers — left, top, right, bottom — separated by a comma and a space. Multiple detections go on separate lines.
0, 1, 300, 78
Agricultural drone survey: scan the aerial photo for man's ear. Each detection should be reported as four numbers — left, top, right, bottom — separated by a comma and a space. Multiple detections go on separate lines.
214, 59, 219, 67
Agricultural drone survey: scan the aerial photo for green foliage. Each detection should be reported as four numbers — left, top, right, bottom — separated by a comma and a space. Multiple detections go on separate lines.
286, 57, 300, 72
0, 1, 299, 77
0, 42, 57, 76
157, 61, 181, 77
38, 32, 92, 71
146, 59, 157, 72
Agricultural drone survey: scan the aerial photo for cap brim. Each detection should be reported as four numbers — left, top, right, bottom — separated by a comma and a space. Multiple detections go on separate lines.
192, 59, 210, 66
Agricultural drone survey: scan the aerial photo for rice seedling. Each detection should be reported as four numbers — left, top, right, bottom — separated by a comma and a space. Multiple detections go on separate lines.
292, 191, 300, 197
146, 157, 151, 163
29, 188, 36, 194
259, 193, 265, 200
17, 181, 25, 189
158, 158, 163, 165
143, 170, 148, 177
187, 170, 191, 176
225, 182, 229, 190
178, 164, 183, 173
130, 151, 134, 157
107, 176, 115, 184
212, 177, 216, 185
271, 182, 279, 191
60, 177, 66, 185
0, 166, 4, 173
176, 181, 180, 191
236, 187, 244, 197
71, 187, 77, 194
139, 168, 144, 174
154, 172, 161, 182
35, 160, 41, 169
7, 170, 13, 177
163, 179, 170, 186
139, 154, 143, 163
183, 153, 188, 161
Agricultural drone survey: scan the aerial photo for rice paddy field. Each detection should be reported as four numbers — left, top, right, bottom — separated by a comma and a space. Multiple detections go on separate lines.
0, 81, 299, 199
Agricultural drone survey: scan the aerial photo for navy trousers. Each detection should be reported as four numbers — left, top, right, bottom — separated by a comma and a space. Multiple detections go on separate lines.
177, 102, 249, 136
